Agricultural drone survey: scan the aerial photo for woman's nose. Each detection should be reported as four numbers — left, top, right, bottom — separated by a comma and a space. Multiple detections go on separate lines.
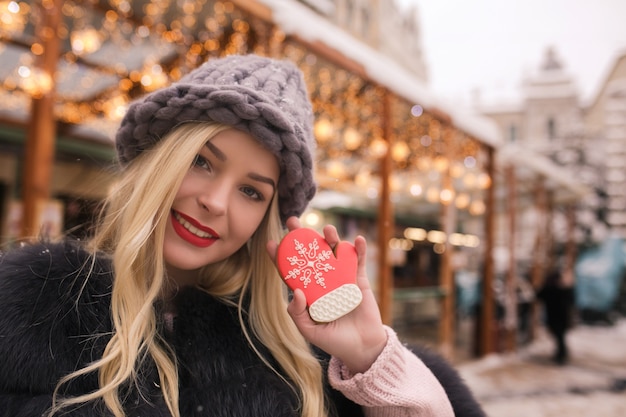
198, 182, 228, 216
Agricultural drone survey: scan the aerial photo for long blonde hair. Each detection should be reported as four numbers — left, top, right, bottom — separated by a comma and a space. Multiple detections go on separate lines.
49, 122, 326, 417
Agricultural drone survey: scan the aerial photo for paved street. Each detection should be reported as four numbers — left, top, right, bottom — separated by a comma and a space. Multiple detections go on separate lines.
456, 318, 626, 417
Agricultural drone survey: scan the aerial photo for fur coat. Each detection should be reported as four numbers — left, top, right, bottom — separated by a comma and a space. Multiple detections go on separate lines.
0, 240, 485, 417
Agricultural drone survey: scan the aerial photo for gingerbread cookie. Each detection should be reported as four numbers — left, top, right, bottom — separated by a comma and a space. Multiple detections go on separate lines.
276, 228, 362, 322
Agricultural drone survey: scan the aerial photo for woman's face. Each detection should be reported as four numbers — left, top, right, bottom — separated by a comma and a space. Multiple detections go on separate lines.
163, 128, 279, 283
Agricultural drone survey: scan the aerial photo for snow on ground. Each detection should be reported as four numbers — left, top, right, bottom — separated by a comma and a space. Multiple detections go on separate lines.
457, 318, 626, 416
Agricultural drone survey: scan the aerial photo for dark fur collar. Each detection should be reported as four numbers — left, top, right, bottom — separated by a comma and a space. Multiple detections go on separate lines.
0, 241, 332, 416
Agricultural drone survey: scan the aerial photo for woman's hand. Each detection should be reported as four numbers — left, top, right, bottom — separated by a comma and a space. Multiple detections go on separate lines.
267, 216, 388, 374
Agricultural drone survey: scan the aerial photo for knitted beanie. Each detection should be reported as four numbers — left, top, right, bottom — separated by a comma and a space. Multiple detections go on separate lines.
115, 54, 317, 222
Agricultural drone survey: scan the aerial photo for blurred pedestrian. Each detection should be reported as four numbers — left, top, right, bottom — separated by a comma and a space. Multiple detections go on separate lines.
537, 266, 575, 364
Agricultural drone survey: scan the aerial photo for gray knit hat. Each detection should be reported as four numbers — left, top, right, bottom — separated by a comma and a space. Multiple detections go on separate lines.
115, 54, 317, 222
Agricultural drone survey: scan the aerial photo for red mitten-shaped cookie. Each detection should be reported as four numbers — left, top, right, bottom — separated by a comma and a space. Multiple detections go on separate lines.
276, 228, 362, 322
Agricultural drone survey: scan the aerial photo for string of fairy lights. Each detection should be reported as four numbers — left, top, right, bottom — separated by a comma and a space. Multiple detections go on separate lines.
0, 0, 490, 218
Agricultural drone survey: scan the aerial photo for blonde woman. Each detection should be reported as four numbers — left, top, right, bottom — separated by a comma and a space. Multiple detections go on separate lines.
0, 55, 484, 417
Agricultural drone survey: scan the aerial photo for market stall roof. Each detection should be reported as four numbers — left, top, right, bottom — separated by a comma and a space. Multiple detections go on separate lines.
0, 0, 500, 148
497, 143, 591, 203
0, 0, 586, 209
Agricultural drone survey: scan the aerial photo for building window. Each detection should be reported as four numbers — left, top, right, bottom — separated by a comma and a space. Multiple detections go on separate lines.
361, 8, 369, 38
346, 0, 353, 26
547, 117, 556, 139
509, 124, 517, 142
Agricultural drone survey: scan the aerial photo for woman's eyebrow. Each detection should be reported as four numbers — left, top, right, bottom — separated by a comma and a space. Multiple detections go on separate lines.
249, 173, 276, 191
205, 140, 276, 190
204, 140, 226, 161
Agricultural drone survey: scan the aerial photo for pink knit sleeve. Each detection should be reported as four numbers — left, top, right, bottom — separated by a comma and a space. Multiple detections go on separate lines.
327, 326, 454, 417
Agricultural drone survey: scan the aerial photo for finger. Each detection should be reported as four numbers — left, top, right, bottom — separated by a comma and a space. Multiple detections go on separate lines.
286, 216, 301, 231
354, 235, 371, 289
286, 289, 315, 330
322, 224, 339, 247
354, 235, 367, 258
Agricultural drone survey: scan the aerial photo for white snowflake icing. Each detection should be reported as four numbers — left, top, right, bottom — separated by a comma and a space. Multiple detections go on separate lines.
283, 237, 334, 288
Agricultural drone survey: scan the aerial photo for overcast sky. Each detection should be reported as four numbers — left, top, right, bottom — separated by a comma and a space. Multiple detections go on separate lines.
398, 0, 626, 106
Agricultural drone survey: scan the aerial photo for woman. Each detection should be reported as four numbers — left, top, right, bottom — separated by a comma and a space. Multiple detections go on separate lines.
0, 54, 484, 417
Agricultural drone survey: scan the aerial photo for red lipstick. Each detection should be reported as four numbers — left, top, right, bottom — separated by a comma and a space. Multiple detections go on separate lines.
171, 210, 219, 248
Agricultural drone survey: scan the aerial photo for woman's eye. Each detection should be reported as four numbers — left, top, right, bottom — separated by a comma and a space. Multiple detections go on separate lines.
242, 186, 264, 201
192, 155, 210, 170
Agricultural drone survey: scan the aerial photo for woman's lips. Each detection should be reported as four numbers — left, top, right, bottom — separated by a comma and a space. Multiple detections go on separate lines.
171, 210, 219, 248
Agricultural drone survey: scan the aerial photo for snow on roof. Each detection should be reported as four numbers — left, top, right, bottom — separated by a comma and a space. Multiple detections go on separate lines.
497, 143, 590, 200
259, 0, 503, 149
479, 101, 524, 115
583, 47, 626, 108
522, 70, 579, 100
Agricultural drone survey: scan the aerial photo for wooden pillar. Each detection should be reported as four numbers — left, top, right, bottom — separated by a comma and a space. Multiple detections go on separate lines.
504, 165, 518, 351
478, 146, 496, 356
439, 169, 456, 359
21, 0, 63, 239
529, 177, 548, 340
377, 90, 394, 325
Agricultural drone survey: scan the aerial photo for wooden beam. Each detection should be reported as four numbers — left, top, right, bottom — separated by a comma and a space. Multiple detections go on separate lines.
288, 35, 369, 81
377, 90, 394, 325
479, 146, 496, 356
439, 170, 456, 359
529, 177, 547, 341
505, 165, 518, 352
229, 0, 273, 22
21, 0, 63, 239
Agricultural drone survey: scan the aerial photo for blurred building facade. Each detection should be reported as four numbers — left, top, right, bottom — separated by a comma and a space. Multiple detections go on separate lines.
296, 0, 428, 81
480, 48, 626, 247
585, 51, 626, 239
480, 48, 626, 321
